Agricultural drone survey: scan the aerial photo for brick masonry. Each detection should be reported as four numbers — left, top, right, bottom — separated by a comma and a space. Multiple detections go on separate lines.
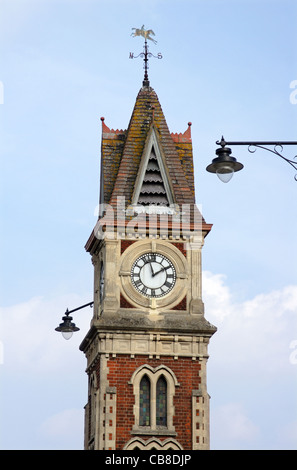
104, 355, 201, 450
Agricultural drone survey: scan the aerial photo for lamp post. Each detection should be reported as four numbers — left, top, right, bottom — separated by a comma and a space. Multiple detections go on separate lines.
206, 137, 297, 182
55, 301, 94, 340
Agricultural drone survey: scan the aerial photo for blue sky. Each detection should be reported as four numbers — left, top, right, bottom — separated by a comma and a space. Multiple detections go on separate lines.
0, 0, 296, 450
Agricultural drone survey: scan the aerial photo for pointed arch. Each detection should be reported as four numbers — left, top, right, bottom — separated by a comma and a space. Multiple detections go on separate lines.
131, 126, 175, 208
156, 375, 167, 426
129, 364, 179, 435
139, 375, 151, 426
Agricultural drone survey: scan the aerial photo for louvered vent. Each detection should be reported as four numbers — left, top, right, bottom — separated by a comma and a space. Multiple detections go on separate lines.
137, 149, 169, 206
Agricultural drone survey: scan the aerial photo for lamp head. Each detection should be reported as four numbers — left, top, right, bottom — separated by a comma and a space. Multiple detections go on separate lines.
206, 145, 244, 183
55, 310, 80, 340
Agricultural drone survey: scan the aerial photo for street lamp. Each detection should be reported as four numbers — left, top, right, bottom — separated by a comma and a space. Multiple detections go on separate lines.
206, 136, 297, 182
55, 302, 94, 340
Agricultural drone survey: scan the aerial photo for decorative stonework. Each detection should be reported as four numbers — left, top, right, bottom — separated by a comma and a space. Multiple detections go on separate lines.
119, 239, 188, 310
104, 386, 117, 450
124, 437, 183, 450
192, 390, 210, 450
85, 331, 210, 370
129, 364, 178, 435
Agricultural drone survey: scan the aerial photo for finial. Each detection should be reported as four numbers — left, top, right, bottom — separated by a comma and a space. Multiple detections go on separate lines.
130, 26, 162, 87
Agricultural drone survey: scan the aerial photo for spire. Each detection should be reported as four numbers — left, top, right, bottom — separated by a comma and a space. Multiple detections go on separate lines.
85, 85, 213, 254
130, 26, 162, 87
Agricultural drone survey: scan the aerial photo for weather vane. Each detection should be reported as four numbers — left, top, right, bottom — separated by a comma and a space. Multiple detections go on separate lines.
130, 25, 162, 87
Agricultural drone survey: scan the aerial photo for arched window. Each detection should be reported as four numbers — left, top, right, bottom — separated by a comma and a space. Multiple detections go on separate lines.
129, 364, 179, 435
156, 376, 167, 426
139, 375, 150, 426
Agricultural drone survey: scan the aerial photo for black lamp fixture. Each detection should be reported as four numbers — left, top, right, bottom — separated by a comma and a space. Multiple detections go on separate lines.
55, 301, 94, 340
206, 137, 297, 182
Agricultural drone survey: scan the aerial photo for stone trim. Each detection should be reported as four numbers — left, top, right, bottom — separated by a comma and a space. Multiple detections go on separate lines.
192, 390, 210, 450
129, 364, 178, 435
124, 436, 183, 450
87, 332, 209, 365
104, 386, 117, 450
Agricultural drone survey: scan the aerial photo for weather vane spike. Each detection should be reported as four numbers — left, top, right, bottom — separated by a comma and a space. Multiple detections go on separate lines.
130, 25, 162, 87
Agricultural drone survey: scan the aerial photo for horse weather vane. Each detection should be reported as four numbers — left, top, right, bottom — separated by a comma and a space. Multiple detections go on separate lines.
130, 25, 162, 87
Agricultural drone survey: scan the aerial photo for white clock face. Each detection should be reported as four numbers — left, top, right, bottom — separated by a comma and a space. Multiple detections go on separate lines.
131, 253, 176, 298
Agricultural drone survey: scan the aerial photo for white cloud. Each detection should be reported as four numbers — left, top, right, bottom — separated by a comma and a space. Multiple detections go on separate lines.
203, 271, 297, 449
203, 271, 297, 378
0, 293, 92, 374
211, 403, 260, 445
40, 408, 84, 444
202, 272, 233, 321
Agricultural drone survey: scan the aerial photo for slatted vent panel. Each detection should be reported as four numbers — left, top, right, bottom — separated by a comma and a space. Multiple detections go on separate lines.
137, 149, 169, 206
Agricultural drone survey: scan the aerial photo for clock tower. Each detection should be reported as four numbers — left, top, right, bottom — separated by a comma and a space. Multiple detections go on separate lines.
80, 67, 216, 450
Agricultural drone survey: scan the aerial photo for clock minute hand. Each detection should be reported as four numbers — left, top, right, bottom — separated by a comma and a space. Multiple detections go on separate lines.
149, 262, 155, 276
153, 266, 170, 276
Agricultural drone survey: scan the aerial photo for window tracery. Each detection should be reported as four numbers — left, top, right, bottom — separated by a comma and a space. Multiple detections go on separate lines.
129, 364, 179, 435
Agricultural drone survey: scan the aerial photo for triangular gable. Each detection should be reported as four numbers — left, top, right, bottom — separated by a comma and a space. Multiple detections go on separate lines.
132, 126, 174, 208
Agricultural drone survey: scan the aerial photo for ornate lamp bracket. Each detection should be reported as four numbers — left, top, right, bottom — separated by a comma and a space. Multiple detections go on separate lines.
55, 301, 94, 339
209, 137, 297, 181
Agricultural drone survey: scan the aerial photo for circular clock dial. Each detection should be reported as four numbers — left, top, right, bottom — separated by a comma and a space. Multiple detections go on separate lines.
131, 253, 176, 298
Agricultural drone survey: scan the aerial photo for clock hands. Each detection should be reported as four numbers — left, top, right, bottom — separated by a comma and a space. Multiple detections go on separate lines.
146, 260, 170, 277
152, 265, 171, 277
149, 262, 155, 277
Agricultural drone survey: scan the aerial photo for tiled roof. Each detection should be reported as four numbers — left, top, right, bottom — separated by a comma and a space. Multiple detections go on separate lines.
101, 86, 196, 208
100, 118, 126, 206
85, 85, 212, 252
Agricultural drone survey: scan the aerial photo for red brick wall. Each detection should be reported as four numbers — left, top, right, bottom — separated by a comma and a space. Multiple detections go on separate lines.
106, 355, 201, 450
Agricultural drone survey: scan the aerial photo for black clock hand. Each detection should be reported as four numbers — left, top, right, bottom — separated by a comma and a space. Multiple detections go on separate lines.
149, 262, 155, 276
153, 266, 170, 276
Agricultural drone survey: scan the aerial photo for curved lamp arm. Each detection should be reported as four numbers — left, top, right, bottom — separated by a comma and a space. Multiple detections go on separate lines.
55, 301, 94, 340
206, 137, 297, 182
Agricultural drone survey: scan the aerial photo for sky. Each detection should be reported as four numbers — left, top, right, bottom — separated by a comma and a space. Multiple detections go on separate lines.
0, 0, 296, 450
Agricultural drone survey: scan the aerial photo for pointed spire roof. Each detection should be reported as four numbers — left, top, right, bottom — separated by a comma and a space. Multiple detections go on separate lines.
85, 85, 212, 252
105, 85, 195, 210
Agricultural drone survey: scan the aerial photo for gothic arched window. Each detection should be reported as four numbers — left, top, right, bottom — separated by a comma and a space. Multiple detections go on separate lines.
130, 365, 179, 435
156, 376, 167, 426
139, 375, 150, 426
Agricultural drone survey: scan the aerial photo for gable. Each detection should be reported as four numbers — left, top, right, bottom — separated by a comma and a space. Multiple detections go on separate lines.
132, 127, 174, 208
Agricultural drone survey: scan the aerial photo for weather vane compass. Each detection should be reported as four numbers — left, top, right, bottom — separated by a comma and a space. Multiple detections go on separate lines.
130, 25, 162, 87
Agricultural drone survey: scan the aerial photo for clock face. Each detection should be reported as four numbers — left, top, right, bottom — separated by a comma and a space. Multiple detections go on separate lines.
131, 253, 176, 298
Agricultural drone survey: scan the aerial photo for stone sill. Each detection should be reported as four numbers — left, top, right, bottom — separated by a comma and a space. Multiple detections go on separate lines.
131, 427, 177, 437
